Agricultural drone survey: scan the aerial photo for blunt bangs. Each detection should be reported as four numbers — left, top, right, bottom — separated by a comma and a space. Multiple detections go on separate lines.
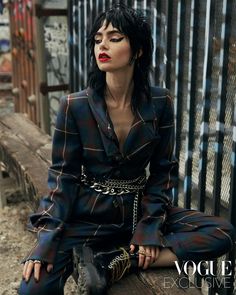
87, 4, 153, 110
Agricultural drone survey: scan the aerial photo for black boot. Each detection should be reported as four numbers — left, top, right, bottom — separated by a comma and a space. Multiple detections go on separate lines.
73, 246, 138, 295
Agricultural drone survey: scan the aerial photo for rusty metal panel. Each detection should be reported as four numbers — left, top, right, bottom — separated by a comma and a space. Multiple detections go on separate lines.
8, 0, 37, 124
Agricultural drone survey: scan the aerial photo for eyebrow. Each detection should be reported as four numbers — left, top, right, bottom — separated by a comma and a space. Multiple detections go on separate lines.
95, 30, 123, 37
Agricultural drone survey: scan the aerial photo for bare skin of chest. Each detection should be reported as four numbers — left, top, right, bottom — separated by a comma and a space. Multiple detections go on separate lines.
107, 105, 135, 152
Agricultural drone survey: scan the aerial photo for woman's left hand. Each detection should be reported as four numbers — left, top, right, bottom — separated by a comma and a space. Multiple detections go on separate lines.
130, 244, 160, 269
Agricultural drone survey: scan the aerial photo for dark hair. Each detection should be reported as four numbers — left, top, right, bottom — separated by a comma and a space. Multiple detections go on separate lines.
87, 3, 153, 112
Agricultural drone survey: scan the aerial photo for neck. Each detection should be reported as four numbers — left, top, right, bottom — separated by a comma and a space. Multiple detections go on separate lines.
105, 69, 134, 108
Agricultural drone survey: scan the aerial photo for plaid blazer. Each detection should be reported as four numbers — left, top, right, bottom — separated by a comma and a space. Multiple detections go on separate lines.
23, 86, 178, 264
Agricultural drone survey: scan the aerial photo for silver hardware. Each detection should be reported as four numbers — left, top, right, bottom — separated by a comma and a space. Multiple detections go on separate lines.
80, 170, 146, 232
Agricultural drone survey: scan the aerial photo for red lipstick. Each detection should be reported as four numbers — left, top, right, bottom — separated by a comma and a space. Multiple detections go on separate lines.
98, 52, 111, 62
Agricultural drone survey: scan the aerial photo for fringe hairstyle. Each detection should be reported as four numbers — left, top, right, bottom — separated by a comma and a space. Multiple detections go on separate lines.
87, 3, 153, 112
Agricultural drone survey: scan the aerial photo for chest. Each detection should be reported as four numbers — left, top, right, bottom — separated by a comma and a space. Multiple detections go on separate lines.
107, 106, 135, 150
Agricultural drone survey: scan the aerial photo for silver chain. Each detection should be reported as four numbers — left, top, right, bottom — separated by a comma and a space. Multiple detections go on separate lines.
132, 192, 139, 234
80, 170, 146, 233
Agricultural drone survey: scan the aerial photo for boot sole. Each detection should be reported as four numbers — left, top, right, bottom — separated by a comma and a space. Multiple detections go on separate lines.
77, 262, 107, 295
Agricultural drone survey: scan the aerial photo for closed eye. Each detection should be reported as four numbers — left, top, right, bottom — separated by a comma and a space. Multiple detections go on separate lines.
110, 37, 124, 42
94, 37, 124, 44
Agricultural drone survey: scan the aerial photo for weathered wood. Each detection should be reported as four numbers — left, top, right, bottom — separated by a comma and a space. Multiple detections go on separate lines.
0, 113, 50, 209
0, 113, 201, 294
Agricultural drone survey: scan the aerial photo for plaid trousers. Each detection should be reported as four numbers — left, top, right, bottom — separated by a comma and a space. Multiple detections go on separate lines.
19, 203, 235, 295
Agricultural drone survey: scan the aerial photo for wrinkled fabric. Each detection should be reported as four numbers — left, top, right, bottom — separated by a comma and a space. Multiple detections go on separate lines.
22, 86, 178, 263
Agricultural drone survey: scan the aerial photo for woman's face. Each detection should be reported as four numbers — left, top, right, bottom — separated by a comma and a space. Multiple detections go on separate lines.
94, 21, 133, 73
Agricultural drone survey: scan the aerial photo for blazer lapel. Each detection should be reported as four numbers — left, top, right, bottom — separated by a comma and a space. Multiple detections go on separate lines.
87, 88, 121, 160
123, 95, 157, 158
87, 87, 158, 160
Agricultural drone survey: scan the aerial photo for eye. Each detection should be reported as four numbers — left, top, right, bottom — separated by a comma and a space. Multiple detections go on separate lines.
94, 39, 102, 44
110, 37, 124, 42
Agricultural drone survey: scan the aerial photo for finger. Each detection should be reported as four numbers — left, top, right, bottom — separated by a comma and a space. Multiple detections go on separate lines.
47, 263, 53, 273
138, 246, 146, 268
34, 263, 41, 282
25, 261, 34, 282
22, 261, 29, 279
143, 247, 152, 269
151, 247, 156, 264
129, 244, 135, 253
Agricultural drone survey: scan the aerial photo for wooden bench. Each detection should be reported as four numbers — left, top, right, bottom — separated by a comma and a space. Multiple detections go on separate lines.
0, 113, 201, 294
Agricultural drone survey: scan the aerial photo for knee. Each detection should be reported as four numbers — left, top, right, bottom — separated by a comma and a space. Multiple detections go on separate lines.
18, 277, 51, 295
216, 219, 235, 252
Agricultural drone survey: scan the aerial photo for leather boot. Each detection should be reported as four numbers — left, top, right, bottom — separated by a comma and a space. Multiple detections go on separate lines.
73, 246, 139, 295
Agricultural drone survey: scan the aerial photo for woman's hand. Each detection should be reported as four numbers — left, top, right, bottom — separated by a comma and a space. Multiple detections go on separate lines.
22, 260, 53, 282
130, 244, 160, 269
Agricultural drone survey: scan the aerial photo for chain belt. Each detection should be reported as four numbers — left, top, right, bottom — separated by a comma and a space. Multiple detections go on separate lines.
80, 171, 146, 233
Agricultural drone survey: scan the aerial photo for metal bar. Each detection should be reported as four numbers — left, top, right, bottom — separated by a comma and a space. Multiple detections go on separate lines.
77, 0, 82, 91
165, 0, 173, 90
35, 4, 67, 17
68, 0, 74, 92
40, 83, 69, 95
198, 0, 215, 212
80, 0, 85, 89
212, 0, 232, 216
154, 0, 161, 84
184, 0, 199, 209
173, 0, 186, 205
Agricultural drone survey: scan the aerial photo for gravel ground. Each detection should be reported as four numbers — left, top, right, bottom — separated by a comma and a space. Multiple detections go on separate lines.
0, 89, 78, 294
0, 196, 78, 295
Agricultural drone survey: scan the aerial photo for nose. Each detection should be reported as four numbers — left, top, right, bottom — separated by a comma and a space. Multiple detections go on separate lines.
99, 38, 109, 50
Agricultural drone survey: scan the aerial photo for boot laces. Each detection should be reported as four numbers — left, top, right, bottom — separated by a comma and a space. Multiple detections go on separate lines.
107, 248, 131, 283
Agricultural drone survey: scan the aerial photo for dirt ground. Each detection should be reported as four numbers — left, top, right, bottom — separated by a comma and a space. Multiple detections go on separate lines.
0, 198, 77, 295
0, 85, 78, 295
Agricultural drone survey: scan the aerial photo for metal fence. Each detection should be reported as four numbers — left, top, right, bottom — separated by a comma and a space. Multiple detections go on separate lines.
68, 1, 236, 294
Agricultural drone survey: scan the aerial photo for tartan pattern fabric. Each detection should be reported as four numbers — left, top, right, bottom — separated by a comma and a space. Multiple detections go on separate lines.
21, 86, 234, 269
19, 206, 235, 295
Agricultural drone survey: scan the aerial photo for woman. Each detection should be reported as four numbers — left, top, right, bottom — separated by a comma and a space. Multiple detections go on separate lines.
19, 4, 234, 295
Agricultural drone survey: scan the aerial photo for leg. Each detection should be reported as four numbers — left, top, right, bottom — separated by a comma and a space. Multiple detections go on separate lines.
19, 249, 73, 295
160, 207, 235, 263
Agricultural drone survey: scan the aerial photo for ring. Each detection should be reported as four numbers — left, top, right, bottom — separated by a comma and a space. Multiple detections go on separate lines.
27, 260, 34, 263
33, 260, 41, 264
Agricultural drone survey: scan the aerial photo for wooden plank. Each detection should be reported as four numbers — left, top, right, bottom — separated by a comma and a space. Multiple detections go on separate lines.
109, 273, 155, 295
139, 268, 201, 294
0, 113, 51, 152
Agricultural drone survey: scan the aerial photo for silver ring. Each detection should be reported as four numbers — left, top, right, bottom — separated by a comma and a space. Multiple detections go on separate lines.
27, 260, 34, 263
33, 260, 41, 264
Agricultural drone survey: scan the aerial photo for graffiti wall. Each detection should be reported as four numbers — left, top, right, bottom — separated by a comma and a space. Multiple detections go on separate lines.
0, 5, 11, 76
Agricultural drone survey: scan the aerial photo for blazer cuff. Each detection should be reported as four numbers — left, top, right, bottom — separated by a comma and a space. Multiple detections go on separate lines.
21, 228, 62, 264
130, 216, 165, 246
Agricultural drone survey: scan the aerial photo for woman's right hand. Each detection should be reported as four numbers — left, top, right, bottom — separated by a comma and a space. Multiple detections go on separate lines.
23, 260, 53, 282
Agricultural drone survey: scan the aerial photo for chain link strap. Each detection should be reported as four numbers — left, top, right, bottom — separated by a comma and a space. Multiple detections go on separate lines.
80, 170, 146, 233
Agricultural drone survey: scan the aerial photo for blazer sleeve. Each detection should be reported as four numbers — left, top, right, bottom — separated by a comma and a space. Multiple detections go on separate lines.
130, 91, 178, 247
22, 95, 82, 264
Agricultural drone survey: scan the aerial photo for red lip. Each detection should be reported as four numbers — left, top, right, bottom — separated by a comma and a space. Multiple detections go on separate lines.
99, 52, 111, 59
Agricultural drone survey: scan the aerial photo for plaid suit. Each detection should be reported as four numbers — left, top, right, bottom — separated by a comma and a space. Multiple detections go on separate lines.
20, 87, 234, 295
